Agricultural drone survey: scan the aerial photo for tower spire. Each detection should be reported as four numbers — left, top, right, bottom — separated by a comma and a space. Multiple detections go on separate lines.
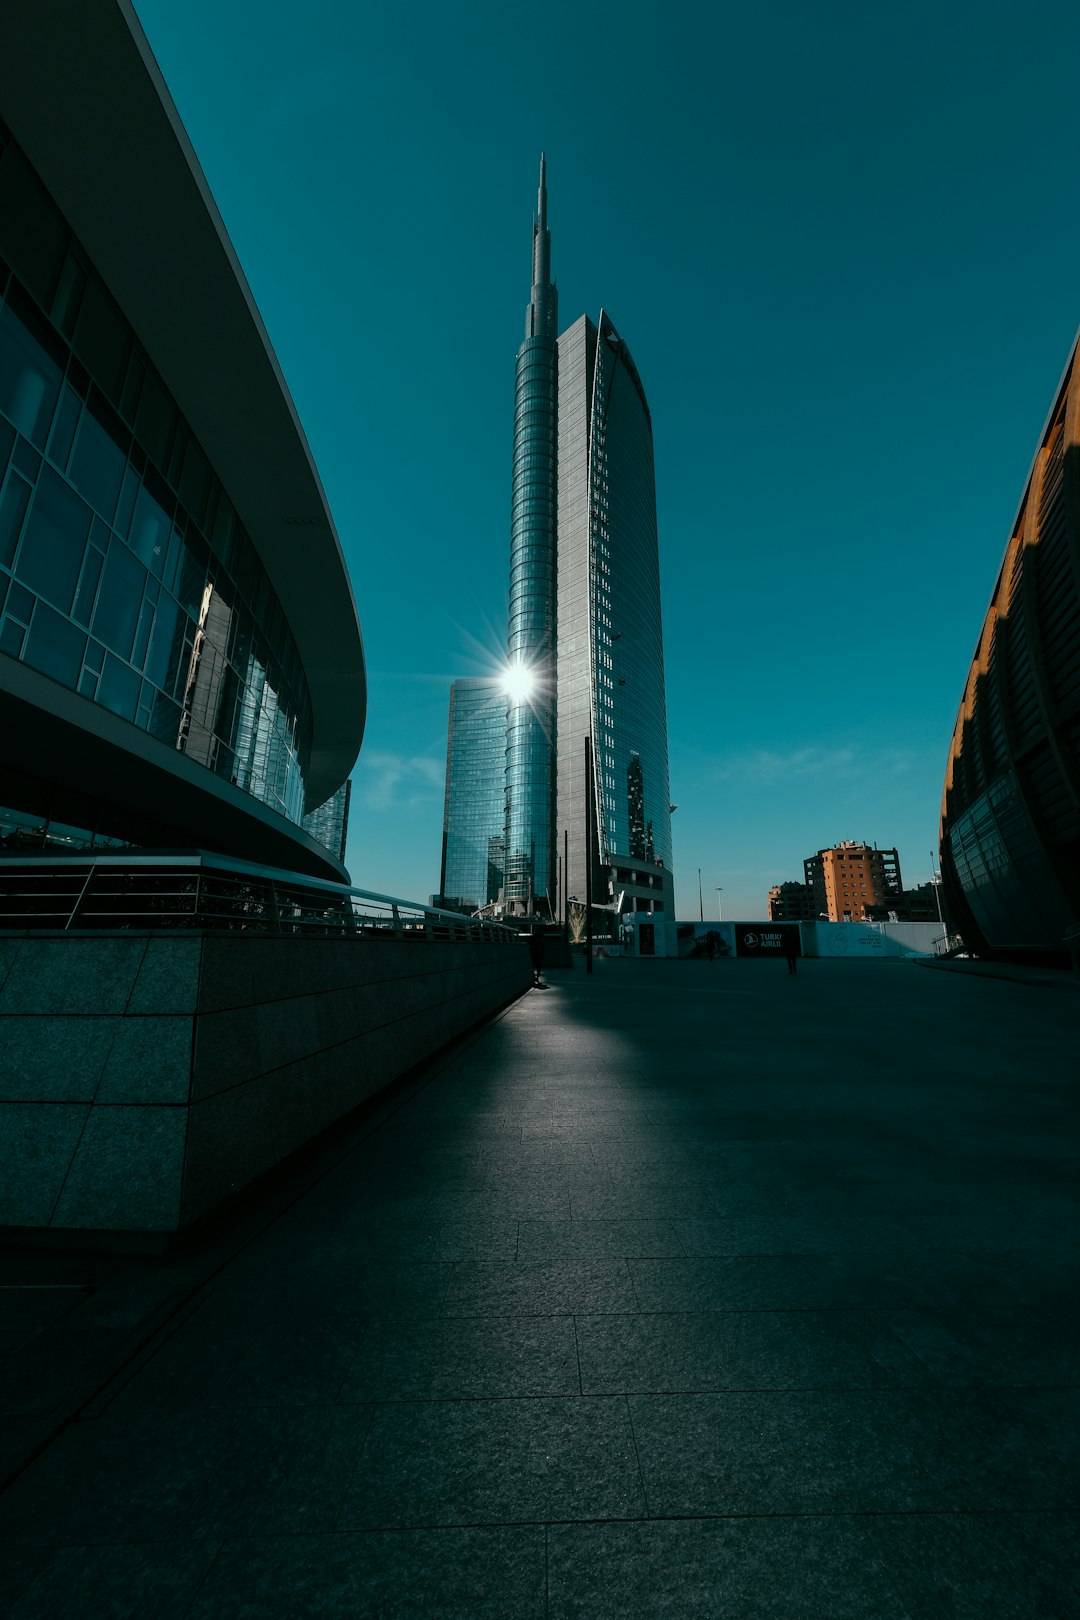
527, 152, 555, 339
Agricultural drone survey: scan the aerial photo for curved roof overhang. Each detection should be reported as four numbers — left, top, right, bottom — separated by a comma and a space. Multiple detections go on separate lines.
0, 0, 365, 809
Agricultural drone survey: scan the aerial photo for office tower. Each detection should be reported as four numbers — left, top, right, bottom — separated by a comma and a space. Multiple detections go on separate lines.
501, 162, 673, 924
439, 676, 507, 912
940, 331, 1080, 961
503, 156, 558, 914
804, 841, 902, 922
555, 311, 673, 923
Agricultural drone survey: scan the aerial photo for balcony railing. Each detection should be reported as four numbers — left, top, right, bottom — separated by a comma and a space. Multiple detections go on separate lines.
0, 853, 518, 942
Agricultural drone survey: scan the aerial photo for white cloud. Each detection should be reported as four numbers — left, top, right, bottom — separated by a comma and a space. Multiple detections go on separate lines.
354, 751, 443, 811
710, 745, 916, 788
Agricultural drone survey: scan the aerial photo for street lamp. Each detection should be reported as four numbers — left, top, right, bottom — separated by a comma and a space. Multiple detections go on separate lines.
697, 868, 703, 922
715, 887, 724, 922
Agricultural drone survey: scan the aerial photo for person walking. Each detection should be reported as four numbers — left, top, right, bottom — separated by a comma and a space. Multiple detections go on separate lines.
785, 932, 799, 975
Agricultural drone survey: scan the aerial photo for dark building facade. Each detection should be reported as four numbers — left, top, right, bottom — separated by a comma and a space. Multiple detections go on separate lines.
767, 881, 814, 921
0, 1, 364, 881
940, 333, 1080, 960
438, 677, 506, 913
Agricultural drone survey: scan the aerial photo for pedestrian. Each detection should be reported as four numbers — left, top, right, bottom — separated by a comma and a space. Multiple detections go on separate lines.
785, 932, 799, 975
528, 929, 547, 988
705, 930, 717, 962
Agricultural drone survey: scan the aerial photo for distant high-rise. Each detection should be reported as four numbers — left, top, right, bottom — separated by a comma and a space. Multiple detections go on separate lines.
503, 156, 558, 913
441, 160, 674, 928
439, 677, 506, 913
554, 311, 673, 923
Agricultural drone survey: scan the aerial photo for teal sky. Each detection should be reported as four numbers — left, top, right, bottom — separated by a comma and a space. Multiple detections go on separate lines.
132, 0, 1080, 918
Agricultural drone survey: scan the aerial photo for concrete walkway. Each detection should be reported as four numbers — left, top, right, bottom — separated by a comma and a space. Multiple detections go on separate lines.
1, 957, 1077, 1617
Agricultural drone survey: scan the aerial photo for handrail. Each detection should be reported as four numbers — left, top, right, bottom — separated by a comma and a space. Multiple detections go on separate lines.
0, 852, 519, 942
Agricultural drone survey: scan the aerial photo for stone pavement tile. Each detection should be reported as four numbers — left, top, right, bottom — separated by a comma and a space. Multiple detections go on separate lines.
442, 1259, 638, 1317
576, 1310, 933, 1394
547, 1515, 907, 1620
479, 1143, 600, 1169
0, 1407, 234, 1545
627, 1252, 1027, 1312
571, 1187, 719, 1220
628, 1389, 1076, 1517
2, 1538, 223, 1620
338, 1262, 453, 1321
185, 1527, 546, 1619
433, 1218, 520, 1262
207, 1405, 373, 1536
880, 1307, 1077, 1386
864, 1510, 1080, 1619
212, 1322, 363, 1406
517, 1218, 686, 1261
520, 1118, 632, 1139
425, 1187, 572, 1221
339, 1395, 646, 1528
482, 1166, 610, 1193
346, 1223, 441, 1262
340, 1313, 579, 1400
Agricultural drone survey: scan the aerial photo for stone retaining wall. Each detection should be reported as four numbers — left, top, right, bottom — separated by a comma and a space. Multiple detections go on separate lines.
0, 931, 531, 1237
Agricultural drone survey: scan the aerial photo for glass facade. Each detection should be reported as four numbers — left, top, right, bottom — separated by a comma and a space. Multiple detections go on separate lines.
940, 336, 1080, 958
0, 124, 343, 851
504, 158, 558, 912
556, 313, 673, 916
440, 678, 507, 912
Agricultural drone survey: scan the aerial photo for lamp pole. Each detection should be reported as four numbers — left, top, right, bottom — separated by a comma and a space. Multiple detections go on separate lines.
715, 887, 724, 922
930, 848, 947, 947
698, 867, 703, 922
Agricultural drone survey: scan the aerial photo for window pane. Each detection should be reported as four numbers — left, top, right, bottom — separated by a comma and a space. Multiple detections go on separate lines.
0, 470, 31, 568
128, 481, 171, 571
14, 464, 91, 614
97, 652, 140, 721
22, 598, 85, 687
69, 403, 126, 522
0, 295, 62, 448
144, 591, 181, 691
92, 539, 145, 659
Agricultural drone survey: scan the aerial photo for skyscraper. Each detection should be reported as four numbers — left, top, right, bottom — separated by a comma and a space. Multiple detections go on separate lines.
503, 156, 558, 914
439, 676, 506, 912
441, 160, 674, 931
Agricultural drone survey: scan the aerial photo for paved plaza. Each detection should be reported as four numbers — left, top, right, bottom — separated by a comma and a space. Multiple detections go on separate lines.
1, 956, 1077, 1616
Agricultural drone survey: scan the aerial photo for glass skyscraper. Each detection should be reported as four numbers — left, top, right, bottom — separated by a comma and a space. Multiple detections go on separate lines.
441, 161, 673, 926
439, 676, 507, 913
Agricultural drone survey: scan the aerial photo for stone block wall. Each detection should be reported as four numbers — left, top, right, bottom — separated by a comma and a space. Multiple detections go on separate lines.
0, 931, 531, 1237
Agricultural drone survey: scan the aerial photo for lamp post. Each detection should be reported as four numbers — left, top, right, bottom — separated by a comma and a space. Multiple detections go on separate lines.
715, 887, 724, 922
697, 868, 703, 922
930, 848, 947, 948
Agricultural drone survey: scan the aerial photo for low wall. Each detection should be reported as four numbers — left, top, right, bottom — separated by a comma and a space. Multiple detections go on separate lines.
0, 931, 531, 1238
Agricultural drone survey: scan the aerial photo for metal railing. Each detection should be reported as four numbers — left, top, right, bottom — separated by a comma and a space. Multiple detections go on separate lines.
0, 853, 519, 943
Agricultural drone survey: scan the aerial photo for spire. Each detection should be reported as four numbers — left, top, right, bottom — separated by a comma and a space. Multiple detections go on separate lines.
526, 153, 556, 340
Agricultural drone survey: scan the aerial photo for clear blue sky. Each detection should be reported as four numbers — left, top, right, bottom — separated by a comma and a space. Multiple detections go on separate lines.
133, 0, 1080, 919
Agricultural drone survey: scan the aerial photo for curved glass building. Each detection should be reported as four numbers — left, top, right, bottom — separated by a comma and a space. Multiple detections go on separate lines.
556, 312, 673, 922
0, 1, 365, 881
940, 332, 1080, 960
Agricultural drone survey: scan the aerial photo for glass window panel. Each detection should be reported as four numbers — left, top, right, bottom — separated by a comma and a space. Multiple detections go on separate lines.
92, 539, 145, 660
69, 391, 128, 521
11, 437, 40, 481
15, 464, 91, 614
149, 692, 182, 745
132, 592, 154, 669
97, 652, 140, 721
22, 598, 85, 688
0, 416, 13, 474
0, 618, 26, 657
48, 386, 80, 471
144, 591, 181, 690
178, 435, 211, 528
133, 365, 175, 472
0, 470, 31, 569
120, 350, 144, 427
177, 534, 208, 619
71, 543, 103, 627
84, 639, 105, 673
72, 274, 130, 404
0, 288, 64, 448
5, 579, 34, 623
0, 147, 67, 308
128, 482, 171, 571
51, 254, 87, 340
78, 667, 97, 699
